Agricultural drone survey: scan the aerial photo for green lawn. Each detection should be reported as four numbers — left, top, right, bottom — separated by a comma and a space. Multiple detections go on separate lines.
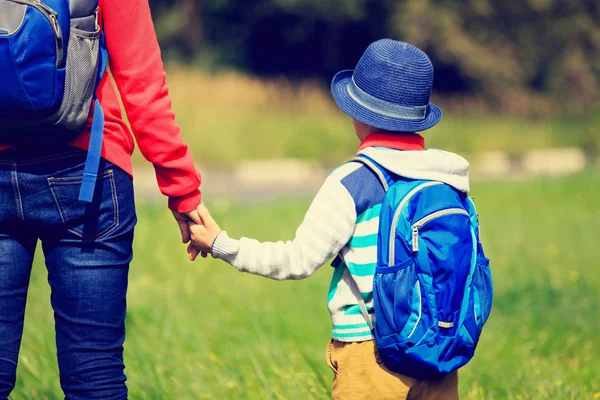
12, 173, 600, 399
174, 109, 597, 167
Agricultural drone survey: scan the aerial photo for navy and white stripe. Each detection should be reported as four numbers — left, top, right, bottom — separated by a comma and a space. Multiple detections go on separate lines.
327, 161, 386, 340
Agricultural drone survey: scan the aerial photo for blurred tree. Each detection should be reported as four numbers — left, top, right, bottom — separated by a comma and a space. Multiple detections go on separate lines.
201, 0, 397, 80
150, 0, 204, 60
391, 0, 600, 113
147, 0, 600, 114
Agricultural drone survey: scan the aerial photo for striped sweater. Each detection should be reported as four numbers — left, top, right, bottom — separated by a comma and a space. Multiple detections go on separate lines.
212, 135, 470, 342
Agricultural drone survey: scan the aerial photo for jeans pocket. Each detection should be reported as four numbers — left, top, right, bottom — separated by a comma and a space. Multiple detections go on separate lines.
48, 169, 119, 240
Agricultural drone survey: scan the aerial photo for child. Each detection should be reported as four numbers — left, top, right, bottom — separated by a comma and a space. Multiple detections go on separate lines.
189, 39, 468, 399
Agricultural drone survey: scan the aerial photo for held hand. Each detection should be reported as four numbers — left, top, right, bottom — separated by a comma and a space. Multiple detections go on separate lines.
172, 209, 203, 244
187, 243, 209, 261
173, 209, 206, 261
187, 203, 222, 261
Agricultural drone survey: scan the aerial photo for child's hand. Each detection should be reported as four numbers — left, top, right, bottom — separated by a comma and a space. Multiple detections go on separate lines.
187, 203, 222, 261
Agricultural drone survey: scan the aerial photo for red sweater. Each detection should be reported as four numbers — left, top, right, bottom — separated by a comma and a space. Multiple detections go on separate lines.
0, 0, 202, 213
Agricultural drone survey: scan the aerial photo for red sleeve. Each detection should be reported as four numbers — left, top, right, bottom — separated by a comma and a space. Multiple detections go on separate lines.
100, 0, 202, 212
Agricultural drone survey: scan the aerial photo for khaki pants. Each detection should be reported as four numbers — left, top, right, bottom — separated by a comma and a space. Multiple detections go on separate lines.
326, 340, 458, 400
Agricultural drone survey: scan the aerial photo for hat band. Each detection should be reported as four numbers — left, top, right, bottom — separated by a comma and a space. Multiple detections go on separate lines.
347, 77, 427, 120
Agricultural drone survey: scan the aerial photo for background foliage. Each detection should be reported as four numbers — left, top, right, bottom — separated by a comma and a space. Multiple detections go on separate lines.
149, 0, 600, 115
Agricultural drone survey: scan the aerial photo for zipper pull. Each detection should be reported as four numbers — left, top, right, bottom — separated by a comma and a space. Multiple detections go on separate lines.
412, 227, 419, 252
49, 13, 64, 69
50, 15, 61, 38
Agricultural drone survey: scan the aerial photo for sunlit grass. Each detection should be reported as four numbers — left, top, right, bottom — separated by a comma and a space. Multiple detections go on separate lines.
10, 173, 600, 399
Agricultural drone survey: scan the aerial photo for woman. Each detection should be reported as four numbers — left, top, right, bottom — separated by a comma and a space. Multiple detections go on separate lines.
0, 0, 201, 398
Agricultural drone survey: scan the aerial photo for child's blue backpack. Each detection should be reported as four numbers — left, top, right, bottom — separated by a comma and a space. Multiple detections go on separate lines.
352, 155, 493, 380
0, 0, 107, 202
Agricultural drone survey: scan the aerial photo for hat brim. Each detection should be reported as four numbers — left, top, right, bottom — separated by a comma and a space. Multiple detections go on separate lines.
331, 70, 442, 132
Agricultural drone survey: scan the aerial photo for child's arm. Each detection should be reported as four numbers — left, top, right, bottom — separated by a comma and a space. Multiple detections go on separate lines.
189, 175, 356, 280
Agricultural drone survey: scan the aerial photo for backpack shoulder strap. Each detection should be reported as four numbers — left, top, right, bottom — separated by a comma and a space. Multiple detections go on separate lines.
344, 154, 393, 332
346, 271, 374, 331
78, 97, 104, 202
350, 154, 391, 191
78, 32, 108, 202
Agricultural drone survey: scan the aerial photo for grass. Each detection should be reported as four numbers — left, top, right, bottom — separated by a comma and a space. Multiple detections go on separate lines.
124, 68, 599, 166
9, 172, 600, 399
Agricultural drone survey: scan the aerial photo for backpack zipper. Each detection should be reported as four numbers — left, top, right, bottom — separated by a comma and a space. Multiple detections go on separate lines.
388, 181, 444, 266
7, 0, 64, 68
411, 208, 470, 252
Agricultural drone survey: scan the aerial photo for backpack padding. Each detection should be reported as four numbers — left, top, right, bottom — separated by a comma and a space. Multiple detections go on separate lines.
70, 0, 98, 18
0, 2, 26, 35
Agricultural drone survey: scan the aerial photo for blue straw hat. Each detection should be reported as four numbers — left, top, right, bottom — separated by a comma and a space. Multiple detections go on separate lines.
331, 39, 442, 132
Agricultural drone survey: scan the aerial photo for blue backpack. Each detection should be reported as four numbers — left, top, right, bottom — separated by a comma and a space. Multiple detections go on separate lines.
0, 0, 108, 202
351, 155, 493, 380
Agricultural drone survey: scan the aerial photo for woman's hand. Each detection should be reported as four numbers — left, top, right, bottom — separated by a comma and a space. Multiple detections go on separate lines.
187, 203, 222, 260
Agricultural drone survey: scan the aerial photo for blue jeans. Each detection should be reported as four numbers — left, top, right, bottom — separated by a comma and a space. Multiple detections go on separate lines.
0, 146, 136, 399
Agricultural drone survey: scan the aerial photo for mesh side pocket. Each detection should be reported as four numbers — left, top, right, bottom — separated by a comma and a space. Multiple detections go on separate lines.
373, 271, 398, 338
49, 30, 100, 133
392, 264, 418, 332
373, 262, 418, 339
472, 257, 493, 327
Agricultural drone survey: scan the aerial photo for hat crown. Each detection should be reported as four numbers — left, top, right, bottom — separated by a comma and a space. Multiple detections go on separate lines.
353, 39, 434, 108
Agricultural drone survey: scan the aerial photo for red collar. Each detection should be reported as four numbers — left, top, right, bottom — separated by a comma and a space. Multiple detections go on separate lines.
357, 132, 425, 153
